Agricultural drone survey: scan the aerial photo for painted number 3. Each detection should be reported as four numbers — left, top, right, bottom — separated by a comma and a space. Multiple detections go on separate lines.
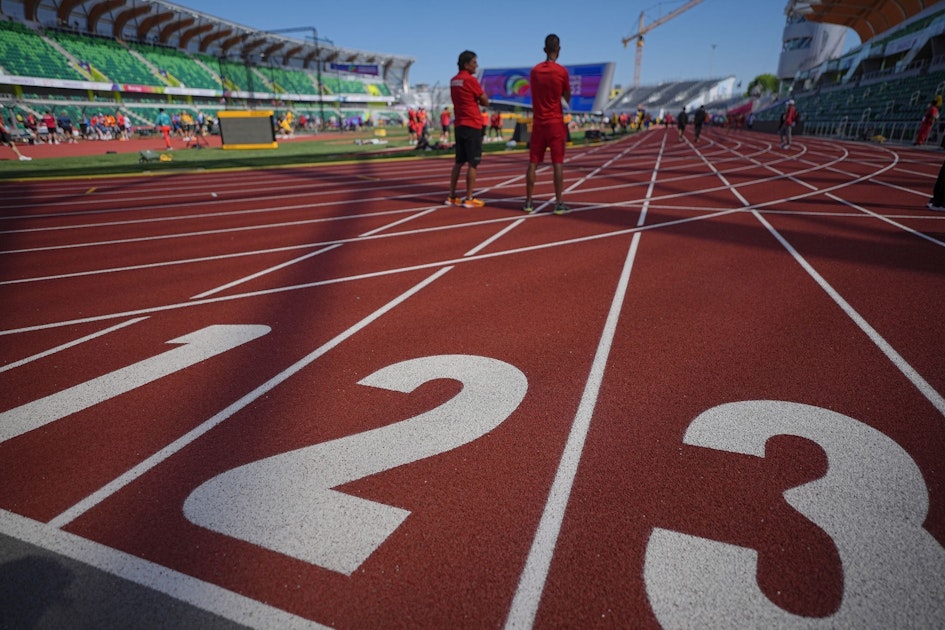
644, 400, 945, 627
184, 354, 528, 576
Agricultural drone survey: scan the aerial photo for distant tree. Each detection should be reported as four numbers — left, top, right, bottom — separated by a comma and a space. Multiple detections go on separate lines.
746, 74, 779, 97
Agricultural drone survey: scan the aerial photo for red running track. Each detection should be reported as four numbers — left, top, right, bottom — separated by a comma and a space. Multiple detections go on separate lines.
0, 127, 943, 628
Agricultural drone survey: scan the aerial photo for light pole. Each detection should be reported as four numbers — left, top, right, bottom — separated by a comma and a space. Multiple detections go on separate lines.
259, 26, 326, 130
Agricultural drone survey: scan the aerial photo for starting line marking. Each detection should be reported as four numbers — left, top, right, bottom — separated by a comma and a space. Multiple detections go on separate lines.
0, 509, 328, 630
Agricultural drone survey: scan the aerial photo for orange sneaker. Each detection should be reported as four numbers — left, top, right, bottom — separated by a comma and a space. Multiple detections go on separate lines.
462, 197, 485, 208
445, 196, 462, 206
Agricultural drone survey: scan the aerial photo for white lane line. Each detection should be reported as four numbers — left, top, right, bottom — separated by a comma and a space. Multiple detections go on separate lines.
823, 191, 945, 248
0, 325, 272, 445
358, 206, 440, 237
0, 208, 743, 337
465, 219, 526, 257
504, 133, 667, 629
47, 267, 453, 529
0, 204, 438, 255
752, 209, 945, 417
191, 244, 343, 299
0, 317, 148, 373
505, 232, 642, 630
715, 139, 945, 413
0, 509, 329, 630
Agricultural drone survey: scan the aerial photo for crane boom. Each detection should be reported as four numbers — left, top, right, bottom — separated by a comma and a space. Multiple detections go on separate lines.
621, 0, 704, 87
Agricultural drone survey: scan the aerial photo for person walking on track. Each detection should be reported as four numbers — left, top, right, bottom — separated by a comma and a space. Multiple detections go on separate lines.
676, 106, 688, 142
693, 105, 707, 142
523, 33, 571, 215
779, 99, 798, 148
446, 50, 489, 208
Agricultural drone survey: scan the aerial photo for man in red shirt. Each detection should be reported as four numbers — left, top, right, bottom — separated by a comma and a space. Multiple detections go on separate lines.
439, 107, 451, 143
447, 50, 489, 208
524, 34, 571, 215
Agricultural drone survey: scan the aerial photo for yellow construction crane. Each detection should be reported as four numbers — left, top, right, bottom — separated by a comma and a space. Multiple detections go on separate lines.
622, 0, 704, 87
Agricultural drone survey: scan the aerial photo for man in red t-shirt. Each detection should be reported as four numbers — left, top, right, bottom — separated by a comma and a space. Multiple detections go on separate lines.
524, 34, 571, 215
447, 50, 489, 208
439, 107, 451, 143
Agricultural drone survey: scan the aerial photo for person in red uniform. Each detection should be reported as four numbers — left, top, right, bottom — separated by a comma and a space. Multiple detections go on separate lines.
915, 96, 940, 146
523, 33, 571, 215
447, 50, 489, 208
779, 99, 798, 149
439, 107, 451, 143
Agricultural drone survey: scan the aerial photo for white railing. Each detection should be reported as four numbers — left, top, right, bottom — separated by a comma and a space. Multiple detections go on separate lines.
802, 117, 938, 144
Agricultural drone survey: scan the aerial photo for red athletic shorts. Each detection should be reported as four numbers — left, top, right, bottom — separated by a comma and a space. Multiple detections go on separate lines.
529, 121, 567, 164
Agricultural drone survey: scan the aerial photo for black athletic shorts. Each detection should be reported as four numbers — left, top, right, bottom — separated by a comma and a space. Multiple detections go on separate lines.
454, 125, 483, 167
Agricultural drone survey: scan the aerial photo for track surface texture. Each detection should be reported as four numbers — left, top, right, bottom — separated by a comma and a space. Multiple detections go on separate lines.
1, 127, 944, 629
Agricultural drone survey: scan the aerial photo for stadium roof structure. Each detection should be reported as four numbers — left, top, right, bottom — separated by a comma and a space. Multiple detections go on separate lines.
1, 0, 415, 79
786, 0, 943, 42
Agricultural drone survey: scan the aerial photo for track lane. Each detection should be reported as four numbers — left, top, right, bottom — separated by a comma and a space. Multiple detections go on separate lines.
1, 128, 942, 628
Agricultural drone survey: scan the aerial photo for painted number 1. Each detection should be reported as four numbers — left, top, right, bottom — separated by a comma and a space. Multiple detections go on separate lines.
183, 354, 528, 576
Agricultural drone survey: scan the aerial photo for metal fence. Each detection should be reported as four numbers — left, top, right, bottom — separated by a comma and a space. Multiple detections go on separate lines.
801, 117, 944, 145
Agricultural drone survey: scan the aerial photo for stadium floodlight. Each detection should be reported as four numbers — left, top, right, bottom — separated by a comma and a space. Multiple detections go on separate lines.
263, 26, 326, 129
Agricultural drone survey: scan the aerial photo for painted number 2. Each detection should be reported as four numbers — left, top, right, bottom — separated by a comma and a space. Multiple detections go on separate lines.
184, 354, 528, 575
644, 400, 945, 627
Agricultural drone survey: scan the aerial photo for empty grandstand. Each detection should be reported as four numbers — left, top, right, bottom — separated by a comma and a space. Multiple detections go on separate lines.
754, 0, 945, 143
0, 0, 414, 133
603, 76, 740, 122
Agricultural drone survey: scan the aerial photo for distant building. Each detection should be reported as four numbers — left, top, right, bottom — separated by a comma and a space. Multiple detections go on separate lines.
778, 5, 848, 82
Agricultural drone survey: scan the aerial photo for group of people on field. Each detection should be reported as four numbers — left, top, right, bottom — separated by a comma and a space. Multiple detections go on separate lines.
446, 34, 572, 215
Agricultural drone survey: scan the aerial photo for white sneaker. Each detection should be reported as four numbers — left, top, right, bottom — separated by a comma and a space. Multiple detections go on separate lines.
18, 155, 31, 161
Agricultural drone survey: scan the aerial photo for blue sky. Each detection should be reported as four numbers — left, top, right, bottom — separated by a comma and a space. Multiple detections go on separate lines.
174, 0, 856, 90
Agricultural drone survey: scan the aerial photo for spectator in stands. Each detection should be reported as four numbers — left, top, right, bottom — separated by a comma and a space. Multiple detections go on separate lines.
928, 158, 945, 212
154, 108, 173, 150
676, 106, 688, 141
116, 111, 129, 141
779, 99, 798, 149
522, 33, 571, 215
446, 50, 488, 208
24, 112, 39, 143
42, 110, 60, 144
103, 112, 117, 139
0, 114, 31, 160
57, 110, 76, 143
693, 105, 707, 142
914, 95, 941, 146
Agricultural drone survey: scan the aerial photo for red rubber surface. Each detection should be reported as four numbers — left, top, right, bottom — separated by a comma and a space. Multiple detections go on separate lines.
1, 127, 943, 628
